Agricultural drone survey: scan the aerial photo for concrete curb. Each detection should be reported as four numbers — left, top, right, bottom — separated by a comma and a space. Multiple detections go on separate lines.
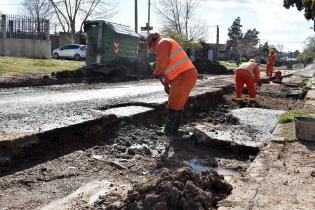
218, 125, 285, 210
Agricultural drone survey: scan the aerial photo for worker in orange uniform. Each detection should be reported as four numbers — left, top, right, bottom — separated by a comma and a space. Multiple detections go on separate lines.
233, 59, 261, 104
266, 49, 276, 77
146, 33, 198, 136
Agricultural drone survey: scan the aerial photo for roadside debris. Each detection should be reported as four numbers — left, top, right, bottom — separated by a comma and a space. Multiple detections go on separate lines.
85, 167, 232, 210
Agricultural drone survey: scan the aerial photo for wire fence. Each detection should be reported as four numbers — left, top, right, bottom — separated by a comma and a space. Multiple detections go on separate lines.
0, 14, 49, 40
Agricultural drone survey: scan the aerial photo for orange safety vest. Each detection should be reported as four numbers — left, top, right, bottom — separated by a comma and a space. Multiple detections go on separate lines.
162, 38, 195, 80
236, 62, 258, 80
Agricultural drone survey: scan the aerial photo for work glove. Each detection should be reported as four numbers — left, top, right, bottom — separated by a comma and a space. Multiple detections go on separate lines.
153, 72, 160, 79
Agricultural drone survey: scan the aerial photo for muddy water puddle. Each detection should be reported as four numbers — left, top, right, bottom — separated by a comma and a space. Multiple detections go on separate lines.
100, 105, 154, 117
183, 159, 240, 176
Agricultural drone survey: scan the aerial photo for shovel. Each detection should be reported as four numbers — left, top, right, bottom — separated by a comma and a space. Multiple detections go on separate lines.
159, 77, 169, 95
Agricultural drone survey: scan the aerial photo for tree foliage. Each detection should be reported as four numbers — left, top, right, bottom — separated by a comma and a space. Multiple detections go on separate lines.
161, 29, 202, 50
283, 0, 315, 20
227, 17, 260, 59
156, 0, 207, 41
22, 0, 54, 32
297, 35, 315, 63
238, 29, 260, 58
227, 17, 242, 57
49, 0, 117, 42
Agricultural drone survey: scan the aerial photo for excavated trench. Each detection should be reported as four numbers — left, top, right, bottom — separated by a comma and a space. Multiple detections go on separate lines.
0, 80, 308, 210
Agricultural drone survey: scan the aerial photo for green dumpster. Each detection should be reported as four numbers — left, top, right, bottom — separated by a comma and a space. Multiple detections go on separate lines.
83, 20, 141, 65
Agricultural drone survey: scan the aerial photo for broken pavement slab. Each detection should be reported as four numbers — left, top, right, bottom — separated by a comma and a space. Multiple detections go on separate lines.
193, 108, 285, 148
218, 70, 315, 210
305, 89, 315, 109
0, 77, 234, 160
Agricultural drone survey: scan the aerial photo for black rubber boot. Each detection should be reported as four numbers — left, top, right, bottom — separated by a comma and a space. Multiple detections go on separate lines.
172, 110, 183, 135
164, 109, 182, 136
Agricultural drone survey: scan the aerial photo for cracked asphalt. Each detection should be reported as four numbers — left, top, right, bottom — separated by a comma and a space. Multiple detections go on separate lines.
0, 75, 233, 141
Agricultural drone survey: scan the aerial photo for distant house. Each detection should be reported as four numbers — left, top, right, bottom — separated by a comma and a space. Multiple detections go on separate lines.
207, 43, 229, 61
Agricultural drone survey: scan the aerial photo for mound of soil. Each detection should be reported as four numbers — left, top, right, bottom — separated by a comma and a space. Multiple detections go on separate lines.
89, 167, 232, 210
193, 59, 232, 75
52, 58, 152, 82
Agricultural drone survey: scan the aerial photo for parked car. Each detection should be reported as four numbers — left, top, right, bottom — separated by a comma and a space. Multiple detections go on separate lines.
53, 44, 86, 61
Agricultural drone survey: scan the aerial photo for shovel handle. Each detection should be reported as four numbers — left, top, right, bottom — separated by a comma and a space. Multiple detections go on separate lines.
159, 77, 169, 95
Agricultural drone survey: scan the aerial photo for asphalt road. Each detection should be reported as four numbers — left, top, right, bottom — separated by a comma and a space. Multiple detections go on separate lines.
0, 75, 233, 141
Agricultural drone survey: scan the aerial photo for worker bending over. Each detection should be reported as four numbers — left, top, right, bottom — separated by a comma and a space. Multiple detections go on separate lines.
146, 33, 198, 136
234, 59, 261, 104
266, 49, 276, 77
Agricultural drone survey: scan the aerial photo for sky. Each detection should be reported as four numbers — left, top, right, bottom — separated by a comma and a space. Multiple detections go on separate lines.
0, 0, 314, 52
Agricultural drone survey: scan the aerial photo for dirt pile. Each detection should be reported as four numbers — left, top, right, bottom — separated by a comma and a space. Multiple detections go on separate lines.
195, 104, 239, 125
88, 167, 232, 210
52, 59, 152, 82
193, 59, 232, 75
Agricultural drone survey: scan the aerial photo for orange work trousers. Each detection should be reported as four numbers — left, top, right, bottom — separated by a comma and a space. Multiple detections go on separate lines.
235, 69, 256, 99
168, 68, 198, 110
266, 64, 274, 77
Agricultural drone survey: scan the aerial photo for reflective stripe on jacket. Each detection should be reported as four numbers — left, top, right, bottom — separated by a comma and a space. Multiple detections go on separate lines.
236, 62, 258, 81
162, 38, 195, 80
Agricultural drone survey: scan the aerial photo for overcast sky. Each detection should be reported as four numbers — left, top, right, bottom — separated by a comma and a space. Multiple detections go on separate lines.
0, 0, 314, 52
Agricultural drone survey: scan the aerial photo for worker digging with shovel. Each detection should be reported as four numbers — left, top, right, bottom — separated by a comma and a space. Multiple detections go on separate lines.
233, 59, 262, 107
146, 32, 198, 137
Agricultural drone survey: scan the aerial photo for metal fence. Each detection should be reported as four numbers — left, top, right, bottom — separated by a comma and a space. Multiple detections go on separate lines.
0, 14, 49, 40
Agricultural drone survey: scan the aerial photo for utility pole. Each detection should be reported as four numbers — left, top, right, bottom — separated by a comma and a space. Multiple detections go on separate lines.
147, 0, 151, 34
135, 0, 138, 33
215, 25, 219, 61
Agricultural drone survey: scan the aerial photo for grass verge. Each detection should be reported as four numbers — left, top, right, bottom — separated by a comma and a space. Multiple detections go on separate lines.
219, 60, 238, 70
282, 122, 296, 142
277, 109, 314, 124
0, 56, 84, 75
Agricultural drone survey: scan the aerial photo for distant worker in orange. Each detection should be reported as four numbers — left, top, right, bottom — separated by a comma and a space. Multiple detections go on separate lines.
146, 33, 198, 136
233, 59, 261, 104
266, 49, 276, 77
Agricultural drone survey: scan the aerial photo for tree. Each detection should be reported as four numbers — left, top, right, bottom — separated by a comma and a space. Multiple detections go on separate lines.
156, 0, 208, 41
298, 35, 315, 64
227, 17, 242, 58
49, 0, 117, 42
294, 50, 300, 58
261, 42, 270, 56
303, 35, 315, 57
238, 29, 260, 58
161, 29, 202, 50
283, 0, 315, 20
22, 0, 54, 32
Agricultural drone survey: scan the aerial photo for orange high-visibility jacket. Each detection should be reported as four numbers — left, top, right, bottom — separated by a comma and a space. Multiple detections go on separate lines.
236, 62, 260, 82
155, 38, 195, 81
268, 53, 276, 66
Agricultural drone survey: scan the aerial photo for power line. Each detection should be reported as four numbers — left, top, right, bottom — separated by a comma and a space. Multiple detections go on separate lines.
259, 39, 305, 44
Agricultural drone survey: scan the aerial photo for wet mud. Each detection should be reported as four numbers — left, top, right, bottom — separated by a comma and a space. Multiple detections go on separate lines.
83, 167, 232, 210
0, 75, 311, 209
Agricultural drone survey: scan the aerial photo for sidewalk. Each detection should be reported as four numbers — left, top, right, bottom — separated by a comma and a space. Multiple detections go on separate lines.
218, 71, 315, 210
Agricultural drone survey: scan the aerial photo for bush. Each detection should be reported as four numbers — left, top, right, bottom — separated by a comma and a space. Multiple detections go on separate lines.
193, 59, 233, 75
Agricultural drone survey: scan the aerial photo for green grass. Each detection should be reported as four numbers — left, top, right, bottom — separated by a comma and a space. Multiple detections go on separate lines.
277, 109, 314, 124
219, 60, 238, 70
282, 122, 296, 142
0, 56, 84, 75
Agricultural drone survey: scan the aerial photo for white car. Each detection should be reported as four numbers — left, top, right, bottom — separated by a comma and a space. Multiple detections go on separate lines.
53, 44, 86, 61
